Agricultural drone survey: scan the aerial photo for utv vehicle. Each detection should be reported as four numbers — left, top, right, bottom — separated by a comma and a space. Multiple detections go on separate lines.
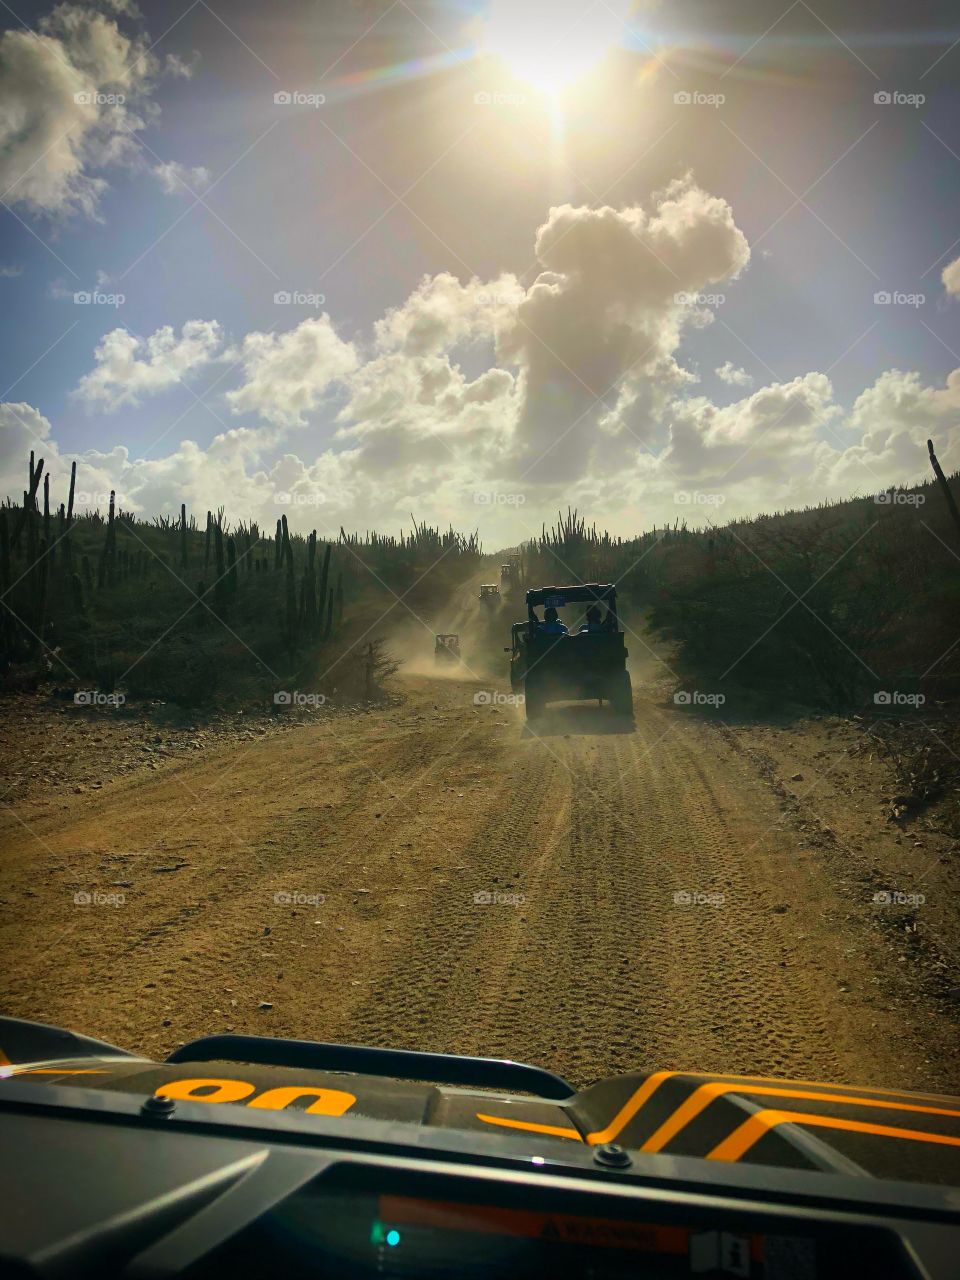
508, 584, 632, 720
478, 583, 501, 608
434, 633, 461, 665
500, 555, 522, 590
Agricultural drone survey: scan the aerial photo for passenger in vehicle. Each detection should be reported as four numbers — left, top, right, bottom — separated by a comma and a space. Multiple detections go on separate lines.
538, 606, 568, 635
579, 605, 604, 633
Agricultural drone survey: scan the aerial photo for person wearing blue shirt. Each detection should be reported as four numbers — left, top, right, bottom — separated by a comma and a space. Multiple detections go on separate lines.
538, 606, 568, 635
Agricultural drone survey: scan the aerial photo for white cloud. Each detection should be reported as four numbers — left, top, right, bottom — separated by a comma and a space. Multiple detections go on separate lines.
152, 160, 211, 196
5, 367, 956, 541
715, 361, 753, 387
663, 372, 841, 487
497, 177, 751, 479
0, 264, 23, 278
225, 316, 359, 428
73, 320, 224, 410
0, 4, 160, 218
374, 271, 524, 355
824, 367, 960, 491
164, 51, 199, 79
942, 256, 960, 298
334, 351, 518, 485
25, 183, 960, 540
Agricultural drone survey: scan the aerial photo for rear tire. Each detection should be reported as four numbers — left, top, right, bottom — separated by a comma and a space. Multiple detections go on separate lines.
611, 671, 633, 718
524, 681, 545, 721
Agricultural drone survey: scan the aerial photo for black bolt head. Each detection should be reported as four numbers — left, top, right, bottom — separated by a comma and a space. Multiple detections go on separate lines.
141, 1094, 176, 1117
593, 1142, 632, 1169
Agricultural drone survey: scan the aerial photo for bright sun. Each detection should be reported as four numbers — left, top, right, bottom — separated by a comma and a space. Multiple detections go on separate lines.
480, 0, 629, 95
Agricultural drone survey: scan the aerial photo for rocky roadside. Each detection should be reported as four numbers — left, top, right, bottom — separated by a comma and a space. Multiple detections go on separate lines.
0, 690, 391, 814
719, 711, 960, 1062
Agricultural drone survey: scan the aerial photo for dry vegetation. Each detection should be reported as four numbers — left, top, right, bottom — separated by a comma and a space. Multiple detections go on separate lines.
520, 477, 959, 712
0, 453, 482, 708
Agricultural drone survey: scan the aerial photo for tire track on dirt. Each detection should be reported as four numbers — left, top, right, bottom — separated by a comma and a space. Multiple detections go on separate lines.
336, 733, 561, 1054
2, 670, 953, 1090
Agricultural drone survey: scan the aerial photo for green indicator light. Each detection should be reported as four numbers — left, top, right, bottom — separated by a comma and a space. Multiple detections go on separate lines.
386, 1229, 401, 1248
370, 1221, 384, 1246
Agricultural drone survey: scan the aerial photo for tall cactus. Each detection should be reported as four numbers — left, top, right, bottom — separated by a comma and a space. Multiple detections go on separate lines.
227, 536, 238, 595
285, 558, 297, 646
180, 503, 188, 570
280, 514, 292, 571
106, 491, 117, 587
214, 519, 226, 610
26, 486, 38, 572
304, 564, 317, 634
35, 537, 48, 652
318, 542, 331, 638
63, 461, 76, 569
11, 454, 43, 550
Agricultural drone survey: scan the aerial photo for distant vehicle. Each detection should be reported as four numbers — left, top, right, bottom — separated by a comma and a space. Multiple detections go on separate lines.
478, 583, 501, 608
500, 554, 522, 594
508, 584, 632, 720
434, 633, 460, 664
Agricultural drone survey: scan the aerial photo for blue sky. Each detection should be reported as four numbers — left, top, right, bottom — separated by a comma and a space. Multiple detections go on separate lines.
1, 0, 959, 540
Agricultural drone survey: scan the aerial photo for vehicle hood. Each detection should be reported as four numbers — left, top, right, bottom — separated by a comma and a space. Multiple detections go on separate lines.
2, 1017, 958, 1186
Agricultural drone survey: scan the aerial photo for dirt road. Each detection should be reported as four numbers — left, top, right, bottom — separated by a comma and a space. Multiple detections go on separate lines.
1, 663, 957, 1091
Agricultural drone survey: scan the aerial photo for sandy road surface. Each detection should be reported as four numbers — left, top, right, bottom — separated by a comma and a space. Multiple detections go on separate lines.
1, 667, 957, 1091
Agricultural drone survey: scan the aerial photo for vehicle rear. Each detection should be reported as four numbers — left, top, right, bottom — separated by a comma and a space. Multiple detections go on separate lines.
510, 584, 633, 720
434, 634, 460, 665
520, 630, 632, 718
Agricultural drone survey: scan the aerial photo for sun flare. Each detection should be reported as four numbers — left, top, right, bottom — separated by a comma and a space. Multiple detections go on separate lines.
480, 0, 629, 95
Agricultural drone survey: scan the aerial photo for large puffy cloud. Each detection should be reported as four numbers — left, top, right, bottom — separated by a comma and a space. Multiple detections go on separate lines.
664, 372, 841, 485
334, 351, 518, 485
0, 405, 387, 535
15, 182, 960, 540
824, 368, 960, 492
498, 177, 751, 480
4, 366, 956, 539
0, 402, 56, 491
225, 317, 359, 429
73, 320, 224, 410
0, 3, 198, 218
374, 271, 524, 355
0, 400, 126, 514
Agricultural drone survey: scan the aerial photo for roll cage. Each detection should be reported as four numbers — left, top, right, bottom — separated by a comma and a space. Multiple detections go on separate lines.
524, 583, 620, 631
